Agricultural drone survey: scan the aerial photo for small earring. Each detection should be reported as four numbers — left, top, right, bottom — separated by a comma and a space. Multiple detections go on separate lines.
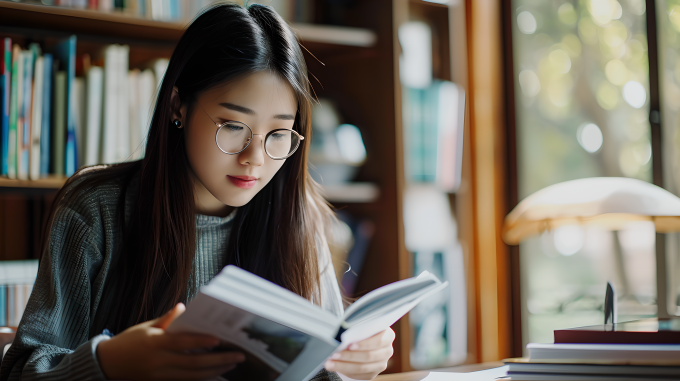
173, 119, 182, 128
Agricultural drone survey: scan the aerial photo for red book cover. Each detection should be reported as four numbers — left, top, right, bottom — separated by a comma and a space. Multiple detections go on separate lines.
555, 318, 680, 344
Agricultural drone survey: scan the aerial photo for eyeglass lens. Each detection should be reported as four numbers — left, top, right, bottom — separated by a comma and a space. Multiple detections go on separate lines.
216, 122, 300, 159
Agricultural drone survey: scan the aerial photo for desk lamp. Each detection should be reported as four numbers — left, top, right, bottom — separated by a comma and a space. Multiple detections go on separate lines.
502, 177, 680, 319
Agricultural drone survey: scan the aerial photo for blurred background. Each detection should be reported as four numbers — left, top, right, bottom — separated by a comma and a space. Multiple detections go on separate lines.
1, 0, 680, 375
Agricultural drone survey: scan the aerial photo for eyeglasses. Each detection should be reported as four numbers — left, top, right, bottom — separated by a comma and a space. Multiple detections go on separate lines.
196, 102, 304, 160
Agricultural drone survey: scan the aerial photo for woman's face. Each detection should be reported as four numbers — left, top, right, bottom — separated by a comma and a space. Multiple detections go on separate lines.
175, 71, 298, 216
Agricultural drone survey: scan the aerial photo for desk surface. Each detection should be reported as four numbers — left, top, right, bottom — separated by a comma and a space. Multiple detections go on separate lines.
375, 362, 504, 381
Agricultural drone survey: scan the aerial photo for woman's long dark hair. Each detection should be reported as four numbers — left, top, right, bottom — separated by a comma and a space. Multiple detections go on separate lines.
40, 2, 331, 334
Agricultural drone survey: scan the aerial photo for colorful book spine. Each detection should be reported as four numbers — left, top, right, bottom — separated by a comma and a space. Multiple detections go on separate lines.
0, 285, 5, 327
1, 38, 10, 176
30, 56, 44, 180
64, 37, 77, 176
18, 50, 35, 180
40, 54, 53, 176
7, 45, 19, 179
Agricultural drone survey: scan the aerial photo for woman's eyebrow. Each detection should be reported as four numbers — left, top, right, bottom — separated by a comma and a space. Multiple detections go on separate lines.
219, 102, 295, 120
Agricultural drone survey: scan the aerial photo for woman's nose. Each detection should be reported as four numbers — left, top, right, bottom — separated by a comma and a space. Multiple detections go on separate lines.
238, 135, 265, 166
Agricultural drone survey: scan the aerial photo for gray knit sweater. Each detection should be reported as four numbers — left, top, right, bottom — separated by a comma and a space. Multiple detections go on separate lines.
0, 174, 344, 380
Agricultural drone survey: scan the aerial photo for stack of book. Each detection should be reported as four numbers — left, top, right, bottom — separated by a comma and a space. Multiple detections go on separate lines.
0, 36, 168, 179
503, 319, 680, 380
0, 260, 39, 328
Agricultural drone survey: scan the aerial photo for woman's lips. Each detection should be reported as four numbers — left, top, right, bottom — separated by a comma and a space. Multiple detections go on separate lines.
227, 175, 257, 189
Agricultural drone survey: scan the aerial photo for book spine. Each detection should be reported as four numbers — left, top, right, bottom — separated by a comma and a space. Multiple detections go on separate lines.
6, 285, 14, 327
41, 54, 53, 176
1, 38, 10, 176
52, 71, 66, 176
18, 50, 35, 180
117, 45, 129, 163
85, 66, 102, 166
102, 45, 117, 164
73, 77, 86, 168
13, 48, 24, 181
138, 68, 155, 157
30, 56, 44, 180
7, 46, 20, 179
65, 36, 77, 176
0, 285, 5, 327
128, 69, 140, 160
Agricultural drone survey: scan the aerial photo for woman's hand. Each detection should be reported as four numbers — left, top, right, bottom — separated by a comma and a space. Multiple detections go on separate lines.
96, 303, 245, 381
324, 328, 396, 380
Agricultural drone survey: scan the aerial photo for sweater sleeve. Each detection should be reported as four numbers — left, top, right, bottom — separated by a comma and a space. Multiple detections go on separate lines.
0, 203, 111, 381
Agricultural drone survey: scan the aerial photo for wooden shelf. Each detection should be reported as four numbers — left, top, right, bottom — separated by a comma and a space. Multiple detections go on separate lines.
0, 175, 380, 203
0, 176, 67, 189
0, 1, 377, 48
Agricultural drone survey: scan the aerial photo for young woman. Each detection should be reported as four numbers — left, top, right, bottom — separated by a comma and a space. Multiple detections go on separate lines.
0, 3, 394, 380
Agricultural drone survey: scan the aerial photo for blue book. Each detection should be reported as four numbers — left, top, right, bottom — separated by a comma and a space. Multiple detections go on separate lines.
1, 38, 10, 176
50, 36, 77, 176
40, 54, 53, 176
18, 50, 35, 180
0, 285, 5, 327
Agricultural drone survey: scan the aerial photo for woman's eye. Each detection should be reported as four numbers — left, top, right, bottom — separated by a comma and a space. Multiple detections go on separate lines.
270, 133, 286, 140
225, 124, 243, 132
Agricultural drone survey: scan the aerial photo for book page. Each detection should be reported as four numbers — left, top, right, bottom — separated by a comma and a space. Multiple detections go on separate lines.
168, 293, 338, 381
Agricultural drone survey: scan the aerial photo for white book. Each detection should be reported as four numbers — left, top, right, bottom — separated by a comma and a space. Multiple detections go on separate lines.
101, 45, 118, 164
168, 265, 447, 381
29, 56, 44, 180
84, 66, 103, 166
73, 77, 86, 169
128, 69, 141, 160
116, 45, 130, 163
152, 58, 169, 91
138, 68, 155, 157
102, 45, 130, 164
528, 343, 680, 363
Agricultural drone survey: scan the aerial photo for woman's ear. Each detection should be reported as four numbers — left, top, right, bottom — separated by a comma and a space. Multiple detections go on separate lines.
170, 86, 186, 128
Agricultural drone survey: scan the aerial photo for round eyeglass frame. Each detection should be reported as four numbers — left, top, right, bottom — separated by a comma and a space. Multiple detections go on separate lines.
213, 120, 305, 160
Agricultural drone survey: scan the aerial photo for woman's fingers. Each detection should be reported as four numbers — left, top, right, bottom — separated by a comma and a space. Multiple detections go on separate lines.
160, 332, 220, 351
329, 345, 394, 363
348, 328, 396, 351
152, 303, 186, 330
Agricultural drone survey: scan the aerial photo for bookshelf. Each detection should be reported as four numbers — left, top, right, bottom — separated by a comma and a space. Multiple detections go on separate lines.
0, 0, 410, 373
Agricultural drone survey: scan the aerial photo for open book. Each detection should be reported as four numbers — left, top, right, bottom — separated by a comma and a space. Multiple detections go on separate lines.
167, 265, 448, 381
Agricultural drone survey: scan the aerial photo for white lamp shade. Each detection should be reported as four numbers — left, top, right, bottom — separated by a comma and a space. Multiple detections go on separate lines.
503, 177, 680, 245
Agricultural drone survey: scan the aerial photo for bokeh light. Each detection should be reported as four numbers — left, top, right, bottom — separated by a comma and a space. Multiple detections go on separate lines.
519, 70, 541, 97
518, 11, 538, 34
622, 81, 647, 108
577, 123, 604, 153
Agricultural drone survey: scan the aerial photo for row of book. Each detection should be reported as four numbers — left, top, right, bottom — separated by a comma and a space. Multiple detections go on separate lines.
0, 260, 38, 328
0, 36, 168, 179
502, 318, 680, 380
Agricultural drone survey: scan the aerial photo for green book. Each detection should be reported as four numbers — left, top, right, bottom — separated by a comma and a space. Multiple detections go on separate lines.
7, 44, 20, 179
52, 71, 66, 176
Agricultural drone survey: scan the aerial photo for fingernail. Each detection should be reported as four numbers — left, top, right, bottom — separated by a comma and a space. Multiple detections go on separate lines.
325, 361, 335, 371
331, 353, 341, 359
350, 343, 359, 350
